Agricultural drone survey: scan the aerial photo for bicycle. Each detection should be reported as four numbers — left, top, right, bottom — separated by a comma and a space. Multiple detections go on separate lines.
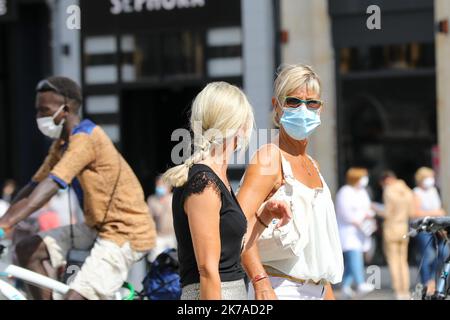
0, 228, 136, 300
406, 216, 450, 300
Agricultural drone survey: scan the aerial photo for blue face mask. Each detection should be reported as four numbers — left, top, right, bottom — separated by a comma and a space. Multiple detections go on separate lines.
280, 106, 321, 141
155, 186, 168, 197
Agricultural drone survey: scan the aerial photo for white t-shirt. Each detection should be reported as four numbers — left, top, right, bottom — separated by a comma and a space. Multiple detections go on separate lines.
335, 185, 374, 252
0, 199, 9, 218
413, 187, 441, 211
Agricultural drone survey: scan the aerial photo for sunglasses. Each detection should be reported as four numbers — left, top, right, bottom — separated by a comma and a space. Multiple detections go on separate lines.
284, 96, 323, 111
36, 80, 69, 105
36, 80, 62, 94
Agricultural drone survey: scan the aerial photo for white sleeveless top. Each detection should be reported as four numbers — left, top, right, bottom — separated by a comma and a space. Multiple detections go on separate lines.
413, 187, 442, 211
263, 153, 344, 284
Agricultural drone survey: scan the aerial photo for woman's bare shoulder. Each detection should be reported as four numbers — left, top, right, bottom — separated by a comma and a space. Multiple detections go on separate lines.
244, 143, 281, 185
308, 155, 320, 171
250, 143, 281, 168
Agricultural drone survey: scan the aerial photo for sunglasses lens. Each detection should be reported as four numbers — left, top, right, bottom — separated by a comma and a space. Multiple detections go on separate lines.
285, 97, 302, 108
307, 100, 322, 110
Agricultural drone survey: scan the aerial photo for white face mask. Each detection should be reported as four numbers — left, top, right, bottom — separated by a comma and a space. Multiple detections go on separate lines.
422, 177, 435, 189
358, 176, 369, 188
36, 105, 66, 139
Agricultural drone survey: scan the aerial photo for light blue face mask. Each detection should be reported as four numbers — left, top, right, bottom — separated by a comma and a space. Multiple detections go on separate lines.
280, 106, 321, 141
155, 186, 168, 197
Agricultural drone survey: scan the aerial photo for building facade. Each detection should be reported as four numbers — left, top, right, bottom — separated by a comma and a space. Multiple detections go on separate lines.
0, 0, 279, 195
280, 0, 449, 212
1, 0, 449, 214
78, 0, 278, 193
0, 0, 53, 186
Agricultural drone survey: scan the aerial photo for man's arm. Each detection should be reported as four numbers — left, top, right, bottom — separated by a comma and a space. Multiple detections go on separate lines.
0, 178, 59, 230
10, 182, 37, 205
10, 140, 63, 207
2, 132, 96, 230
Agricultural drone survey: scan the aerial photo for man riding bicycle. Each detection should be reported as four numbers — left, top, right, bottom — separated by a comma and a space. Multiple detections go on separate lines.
0, 77, 156, 300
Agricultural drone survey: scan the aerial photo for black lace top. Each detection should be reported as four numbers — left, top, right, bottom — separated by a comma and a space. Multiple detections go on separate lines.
172, 164, 247, 287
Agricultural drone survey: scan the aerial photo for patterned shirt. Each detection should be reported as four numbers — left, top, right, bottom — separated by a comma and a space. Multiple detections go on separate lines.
32, 119, 156, 252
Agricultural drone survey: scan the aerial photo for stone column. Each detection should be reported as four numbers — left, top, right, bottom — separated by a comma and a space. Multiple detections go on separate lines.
48, 0, 81, 84
435, 0, 450, 212
241, 0, 276, 132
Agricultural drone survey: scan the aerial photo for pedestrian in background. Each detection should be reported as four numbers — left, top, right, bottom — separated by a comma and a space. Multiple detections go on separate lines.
378, 171, 414, 300
147, 175, 176, 261
1, 179, 17, 203
37, 202, 61, 232
336, 167, 376, 299
412, 167, 448, 295
0, 197, 8, 219
48, 188, 84, 226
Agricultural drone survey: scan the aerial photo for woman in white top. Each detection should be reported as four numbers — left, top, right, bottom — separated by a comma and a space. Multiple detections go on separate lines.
335, 168, 376, 299
0, 199, 9, 219
237, 64, 344, 300
412, 167, 448, 294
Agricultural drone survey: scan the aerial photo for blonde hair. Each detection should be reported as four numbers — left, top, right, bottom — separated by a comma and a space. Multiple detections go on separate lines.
346, 167, 368, 186
272, 64, 322, 127
415, 167, 434, 186
163, 82, 254, 187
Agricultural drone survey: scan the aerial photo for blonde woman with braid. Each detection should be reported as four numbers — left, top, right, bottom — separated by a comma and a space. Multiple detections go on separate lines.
163, 82, 291, 300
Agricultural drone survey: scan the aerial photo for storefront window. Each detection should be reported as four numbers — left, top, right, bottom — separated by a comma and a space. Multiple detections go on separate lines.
121, 33, 159, 82
339, 42, 435, 74
162, 31, 204, 78
84, 35, 118, 85
121, 30, 204, 82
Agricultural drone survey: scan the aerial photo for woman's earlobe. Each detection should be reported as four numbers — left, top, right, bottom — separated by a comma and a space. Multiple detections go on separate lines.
271, 97, 278, 109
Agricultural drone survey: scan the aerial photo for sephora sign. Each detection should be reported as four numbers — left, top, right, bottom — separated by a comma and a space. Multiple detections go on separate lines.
110, 0, 206, 14
81, 0, 241, 32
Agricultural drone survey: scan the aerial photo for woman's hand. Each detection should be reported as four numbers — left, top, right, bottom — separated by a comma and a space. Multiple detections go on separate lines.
0, 221, 13, 239
260, 199, 292, 228
253, 278, 278, 300
0, 219, 12, 235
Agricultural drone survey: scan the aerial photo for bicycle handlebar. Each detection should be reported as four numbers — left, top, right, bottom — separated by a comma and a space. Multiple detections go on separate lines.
406, 217, 450, 238
0, 228, 5, 258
